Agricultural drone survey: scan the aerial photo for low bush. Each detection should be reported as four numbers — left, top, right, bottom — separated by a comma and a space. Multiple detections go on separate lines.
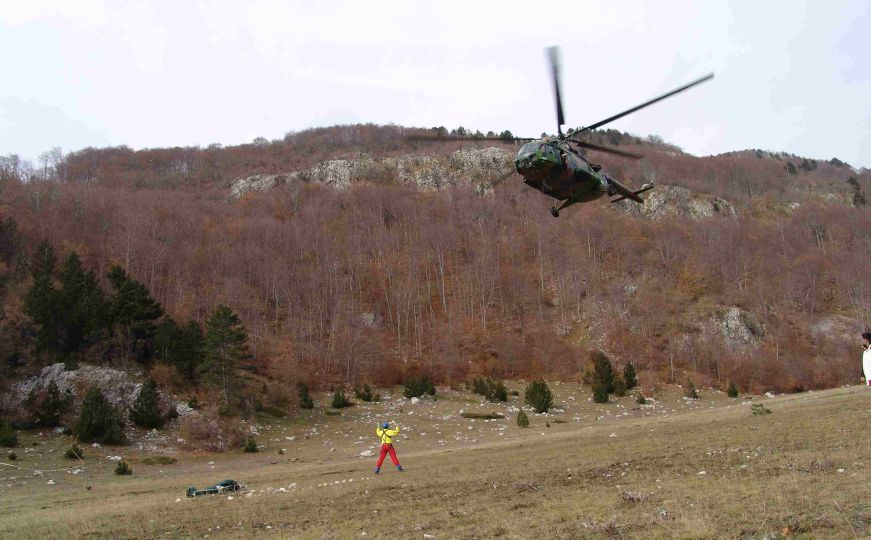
115, 460, 132, 475
178, 415, 245, 452
403, 374, 436, 399
0, 421, 17, 448
684, 382, 699, 399
517, 409, 529, 427
244, 436, 259, 453
64, 444, 84, 460
470, 377, 508, 403
613, 375, 627, 397
7, 451, 15, 460
331, 389, 352, 409
635, 394, 646, 405
592, 380, 609, 404
259, 405, 288, 418
751, 403, 772, 415
353, 384, 375, 402
35, 380, 69, 428
623, 363, 638, 390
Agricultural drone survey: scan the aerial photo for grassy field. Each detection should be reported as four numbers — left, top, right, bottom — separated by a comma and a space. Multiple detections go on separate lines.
2, 383, 871, 539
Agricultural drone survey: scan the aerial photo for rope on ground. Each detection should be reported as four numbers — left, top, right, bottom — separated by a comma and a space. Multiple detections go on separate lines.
0, 460, 85, 473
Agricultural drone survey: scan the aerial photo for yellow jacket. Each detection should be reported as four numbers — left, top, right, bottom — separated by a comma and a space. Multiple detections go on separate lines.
376, 426, 400, 445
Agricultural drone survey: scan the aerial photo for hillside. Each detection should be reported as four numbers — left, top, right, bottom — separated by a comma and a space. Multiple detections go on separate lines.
0, 124, 870, 403
2, 383, 870, 538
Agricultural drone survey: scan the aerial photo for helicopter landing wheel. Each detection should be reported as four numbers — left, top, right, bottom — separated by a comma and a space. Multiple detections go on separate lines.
550, 206, 560, 218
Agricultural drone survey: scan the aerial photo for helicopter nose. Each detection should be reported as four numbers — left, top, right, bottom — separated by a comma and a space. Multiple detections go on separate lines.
514, 152, 546, 176
514, 152, 540, 173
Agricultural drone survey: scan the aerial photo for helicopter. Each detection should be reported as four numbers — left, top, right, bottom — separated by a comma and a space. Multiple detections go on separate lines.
412, 47, 713, 217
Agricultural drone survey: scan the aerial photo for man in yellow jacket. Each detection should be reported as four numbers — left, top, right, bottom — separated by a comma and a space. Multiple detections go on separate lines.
375, 422, 404, 474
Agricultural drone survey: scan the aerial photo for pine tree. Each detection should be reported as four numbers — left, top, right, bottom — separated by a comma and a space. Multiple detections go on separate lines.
403, 374, 436, 398
107, 265, 163, 362
129, 378, 165, 429
24, 241, 59, 352
297, 382, 314, 409
727, 381, 739, 398
0, 216, 20, 266
200, 305, 251, 408
56, 253, 108, 355
75, 387, 124, 444
623, 363, 638, 390
847, 177, 867, 207
592, 352, 616, 394
36, 379, 67, 428
524, 380, 553, 413
331, 389, 351, 408
154, 318, 203, 379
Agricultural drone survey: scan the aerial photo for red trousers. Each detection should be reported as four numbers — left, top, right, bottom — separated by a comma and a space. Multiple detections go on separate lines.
376, 443, 400, 467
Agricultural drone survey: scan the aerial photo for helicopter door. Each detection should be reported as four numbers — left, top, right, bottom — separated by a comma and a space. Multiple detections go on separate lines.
541, 144, 565, 168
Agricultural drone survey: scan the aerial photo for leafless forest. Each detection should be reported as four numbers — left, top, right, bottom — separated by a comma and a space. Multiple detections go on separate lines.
1, 124, 869, 395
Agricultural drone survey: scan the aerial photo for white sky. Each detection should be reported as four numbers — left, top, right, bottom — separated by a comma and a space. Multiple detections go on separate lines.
1, 0, 869, 168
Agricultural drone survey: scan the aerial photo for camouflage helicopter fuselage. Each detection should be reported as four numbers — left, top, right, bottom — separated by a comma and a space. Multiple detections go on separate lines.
514, 139, 609, 204
410, 47, 709, 217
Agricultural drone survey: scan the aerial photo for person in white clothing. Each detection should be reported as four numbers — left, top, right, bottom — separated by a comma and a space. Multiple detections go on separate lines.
863, 332, 871, 385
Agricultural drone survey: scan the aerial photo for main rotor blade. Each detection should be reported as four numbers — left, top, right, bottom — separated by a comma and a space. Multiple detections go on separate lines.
406, 135, 536, 143
571, 140, 643, 159
547, 47, 565, 136
576, 73, 714, 134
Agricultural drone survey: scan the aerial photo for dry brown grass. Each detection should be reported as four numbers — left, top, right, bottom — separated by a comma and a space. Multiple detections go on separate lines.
2, 384, 871, 538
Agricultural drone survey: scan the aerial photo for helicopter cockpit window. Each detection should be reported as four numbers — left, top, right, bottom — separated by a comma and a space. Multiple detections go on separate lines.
540, 144, 556, 159
517, 142, 539, 160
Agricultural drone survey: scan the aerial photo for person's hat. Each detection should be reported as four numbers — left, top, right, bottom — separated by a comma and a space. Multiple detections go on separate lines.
382, 422, 389, 428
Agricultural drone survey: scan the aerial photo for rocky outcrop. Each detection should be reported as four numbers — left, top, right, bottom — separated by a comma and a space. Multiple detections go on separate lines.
229, 147, 515, 199
614, 185, 736, 221
704, 306, 765, 348
4, 363, 179, 418
229, 174, 288, 199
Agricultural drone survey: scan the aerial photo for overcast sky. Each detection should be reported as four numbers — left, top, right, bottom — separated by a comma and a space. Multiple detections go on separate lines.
1, 0, 869, 168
